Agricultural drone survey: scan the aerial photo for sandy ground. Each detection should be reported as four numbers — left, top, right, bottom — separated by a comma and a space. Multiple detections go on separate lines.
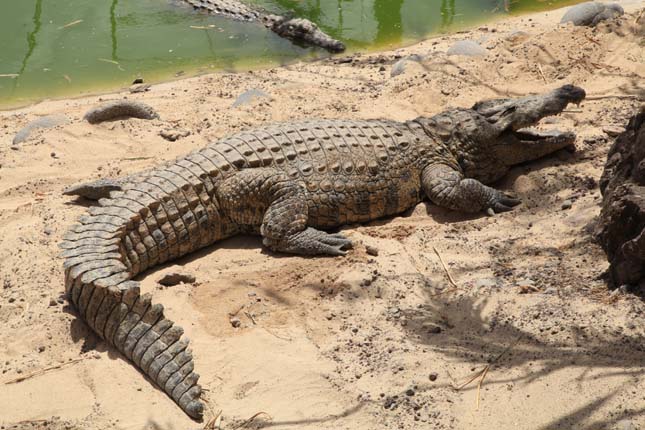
1, 2, 645, 429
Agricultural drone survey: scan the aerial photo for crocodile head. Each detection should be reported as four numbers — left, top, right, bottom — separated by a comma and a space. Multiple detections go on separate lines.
271, 17, 346, 53
475, 85, 585, 166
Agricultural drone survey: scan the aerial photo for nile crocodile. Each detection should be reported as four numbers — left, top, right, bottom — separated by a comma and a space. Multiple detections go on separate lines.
61, 85, 585, 419
179, 0, 345, 52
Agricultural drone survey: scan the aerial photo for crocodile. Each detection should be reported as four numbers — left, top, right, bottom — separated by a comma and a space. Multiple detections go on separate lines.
60, 85, 585, 420
179, 0, 345, 52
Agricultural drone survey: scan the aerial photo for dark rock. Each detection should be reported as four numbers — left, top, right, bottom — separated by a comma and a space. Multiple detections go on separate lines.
561, 199, 573, 210
132, 77, 144, 84
158, 272, 196, 286
230, 317, 241, 328
84, 100, 159, 124
597, 107, 645, 286
429, 372, 438, 381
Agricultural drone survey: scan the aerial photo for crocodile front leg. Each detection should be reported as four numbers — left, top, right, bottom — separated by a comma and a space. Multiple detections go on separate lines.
217, 169, 352, 256
422, 164, 520, 214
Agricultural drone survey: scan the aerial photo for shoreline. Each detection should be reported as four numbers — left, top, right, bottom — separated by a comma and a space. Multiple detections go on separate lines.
0, 0, 609, 112
0, 2, 644, 429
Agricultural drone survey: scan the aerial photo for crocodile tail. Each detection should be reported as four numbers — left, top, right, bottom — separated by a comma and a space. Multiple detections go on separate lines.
59, 160, 228, 420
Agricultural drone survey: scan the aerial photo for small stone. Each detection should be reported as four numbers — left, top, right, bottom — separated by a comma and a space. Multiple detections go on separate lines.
8, 297, 15, 303
49, 298, 57, 307
365, 245, 379, 256
132, 77, 144, 84
230, 317, 241, 328
405, 388, 415, 396
157, 272, 196, 286
561, 200, 573, 210
37, 346, 46, 353
429, 372, 438, 381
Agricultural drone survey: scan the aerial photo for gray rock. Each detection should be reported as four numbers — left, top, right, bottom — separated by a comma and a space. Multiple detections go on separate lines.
232, 88, 271, 107
13, 115, 69, 145
390, 54, 424, 77
561, 199, 573, 210
447, 40, 488, 57
158, 272, 196, 286
560, 2, 624, 26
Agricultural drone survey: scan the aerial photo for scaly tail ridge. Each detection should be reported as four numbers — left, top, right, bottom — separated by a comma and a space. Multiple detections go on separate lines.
60, 160, 223, 420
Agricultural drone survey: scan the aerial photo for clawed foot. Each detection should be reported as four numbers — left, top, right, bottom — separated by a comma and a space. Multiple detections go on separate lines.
485, 190, 521, 216
265, 228, 353, 256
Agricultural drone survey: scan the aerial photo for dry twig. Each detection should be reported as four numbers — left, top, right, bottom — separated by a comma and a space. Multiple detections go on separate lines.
456, 336, 522, 409
537, 64, 548, 84
3, 357, 88, 384
234, 412, 272, 429
433, 246, 458, 289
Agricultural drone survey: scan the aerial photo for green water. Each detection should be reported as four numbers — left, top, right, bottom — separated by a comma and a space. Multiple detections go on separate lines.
0, 0, 581, 108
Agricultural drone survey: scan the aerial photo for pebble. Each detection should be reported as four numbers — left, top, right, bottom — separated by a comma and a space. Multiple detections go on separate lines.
405, 388, 415, 396
38, 346, 46, 353
230, 317, 241, 328
49, 298, 57, 307
429, 372, 438, 381
561, 199, 573, 210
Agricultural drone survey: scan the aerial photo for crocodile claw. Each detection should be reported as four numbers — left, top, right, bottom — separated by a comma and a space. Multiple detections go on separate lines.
486, 192, 521, 215
266, 228, 353, 256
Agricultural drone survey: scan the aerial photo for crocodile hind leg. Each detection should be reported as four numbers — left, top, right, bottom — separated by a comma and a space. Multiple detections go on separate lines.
217, 168, 352, 256
422, 164, 520, 215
